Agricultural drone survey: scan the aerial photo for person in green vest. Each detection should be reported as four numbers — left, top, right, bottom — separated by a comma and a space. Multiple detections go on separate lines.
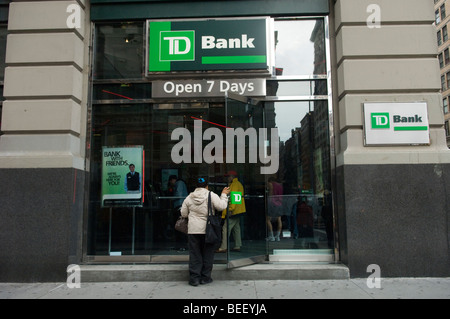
216, 171, 246, 253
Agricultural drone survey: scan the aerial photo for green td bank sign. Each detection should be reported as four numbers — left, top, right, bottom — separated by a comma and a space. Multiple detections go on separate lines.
230, 192, 243, 205
147, 18, 271, 73
364, 102, 430, 146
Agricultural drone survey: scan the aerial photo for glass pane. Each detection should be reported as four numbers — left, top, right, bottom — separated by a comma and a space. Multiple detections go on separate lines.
266, 100, 334, 257
94, 22, 144, 80
87, 104, 153, 255
93, 83, 152, 101
86, 103, 235, 257
87, 17, 334, 260
224, 97, 267, 267
274, 19, 325, 76
267, 80, 328, 97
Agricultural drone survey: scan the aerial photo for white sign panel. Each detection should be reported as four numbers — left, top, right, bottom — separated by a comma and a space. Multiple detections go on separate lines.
152, 78, 266, 98
363, 102, 430, 146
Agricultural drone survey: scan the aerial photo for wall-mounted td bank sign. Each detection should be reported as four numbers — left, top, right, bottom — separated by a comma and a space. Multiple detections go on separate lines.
147, 18, 271, 73
363, 102, 430, 146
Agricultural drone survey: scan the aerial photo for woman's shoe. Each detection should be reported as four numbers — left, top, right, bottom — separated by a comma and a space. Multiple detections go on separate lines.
189, 279, 200, 287
200, 278, 213, 285
215, 248, 227, 253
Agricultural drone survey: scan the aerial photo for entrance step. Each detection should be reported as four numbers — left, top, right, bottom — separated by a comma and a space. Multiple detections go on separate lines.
79, 263, 350, 282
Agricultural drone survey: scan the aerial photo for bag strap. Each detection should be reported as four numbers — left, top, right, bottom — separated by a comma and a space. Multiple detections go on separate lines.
208, 191, 213, 216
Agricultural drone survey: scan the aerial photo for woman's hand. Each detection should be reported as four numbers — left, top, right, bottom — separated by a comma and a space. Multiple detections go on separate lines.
222, 186, 231, 195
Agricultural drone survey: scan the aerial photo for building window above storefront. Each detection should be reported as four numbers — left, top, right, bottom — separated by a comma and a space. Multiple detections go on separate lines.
90, 0, 329, 21
94, 22, 145, 80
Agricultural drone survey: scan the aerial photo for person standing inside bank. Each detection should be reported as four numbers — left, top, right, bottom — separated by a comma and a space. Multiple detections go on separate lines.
216, 171, 246, 253
267, 177, 283, 241
169, 175, 189, 246
181, 177, 230, 286
169, 174, 188, 210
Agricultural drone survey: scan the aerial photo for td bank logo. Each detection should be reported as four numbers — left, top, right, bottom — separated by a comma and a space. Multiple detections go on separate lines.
371, 113, 390, 129
230, 192, 243, 204
160, 30, 195, 62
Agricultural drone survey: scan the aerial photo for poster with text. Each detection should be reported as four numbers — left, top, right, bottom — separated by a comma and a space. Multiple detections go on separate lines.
102, 146, 144, 207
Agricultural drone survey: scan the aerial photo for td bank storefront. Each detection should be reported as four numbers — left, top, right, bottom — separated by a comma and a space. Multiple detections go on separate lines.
1, 0, 449, 282
89, 13, 335, 267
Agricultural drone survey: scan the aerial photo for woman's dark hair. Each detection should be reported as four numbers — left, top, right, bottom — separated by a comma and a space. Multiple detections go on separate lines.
196, 177, 208, 188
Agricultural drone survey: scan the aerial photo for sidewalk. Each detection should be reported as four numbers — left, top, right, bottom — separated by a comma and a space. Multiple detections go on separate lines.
1, 278, 450, 299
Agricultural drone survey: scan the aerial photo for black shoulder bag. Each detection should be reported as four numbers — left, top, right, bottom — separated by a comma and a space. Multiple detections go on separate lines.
205, 191, 222, 246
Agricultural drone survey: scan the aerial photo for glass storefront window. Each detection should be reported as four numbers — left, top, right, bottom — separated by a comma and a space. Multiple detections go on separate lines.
266, 100, 333, 254
267, 79, 328, 98
274, 19, 325, 76
94, 22, 144, 80
87, 17, 334, 262
87, 104, 152, 255
93, 83, 152, 101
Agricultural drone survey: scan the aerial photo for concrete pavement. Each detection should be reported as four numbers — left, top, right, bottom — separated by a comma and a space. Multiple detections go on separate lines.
1, 277, 450, 299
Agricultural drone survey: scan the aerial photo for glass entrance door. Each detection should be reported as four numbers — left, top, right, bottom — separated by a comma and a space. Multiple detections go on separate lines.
223, 93, 335, 265
149, 102, 222, 259
262, 98, 334, 262
224, 93, 268, 268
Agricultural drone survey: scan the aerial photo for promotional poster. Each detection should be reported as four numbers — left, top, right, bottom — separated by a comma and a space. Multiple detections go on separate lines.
102, 146, 144, 207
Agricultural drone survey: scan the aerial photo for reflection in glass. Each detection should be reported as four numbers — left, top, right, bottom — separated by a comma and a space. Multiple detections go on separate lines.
270, 80, 328, 97
94, 22, 144, 79
274, 19, 325, 76
93, 83, 151, 101
266, 100, 333, 252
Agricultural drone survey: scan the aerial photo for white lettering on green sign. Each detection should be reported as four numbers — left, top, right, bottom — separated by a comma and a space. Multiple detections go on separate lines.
148, 18, 270, 73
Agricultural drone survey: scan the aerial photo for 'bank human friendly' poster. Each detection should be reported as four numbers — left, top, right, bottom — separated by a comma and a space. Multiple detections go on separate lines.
102, 146, 144, 207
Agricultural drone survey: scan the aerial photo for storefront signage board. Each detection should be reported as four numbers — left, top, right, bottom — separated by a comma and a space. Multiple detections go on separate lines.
152, 78, 266, 98
147, 18, 273, 74
102, 146, 144, 207
363, 102, 430, 146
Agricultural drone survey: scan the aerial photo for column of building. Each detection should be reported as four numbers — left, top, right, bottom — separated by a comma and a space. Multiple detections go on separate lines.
331, 0, 450, 277
435, 0, 450, 147
0, 0, 89, 281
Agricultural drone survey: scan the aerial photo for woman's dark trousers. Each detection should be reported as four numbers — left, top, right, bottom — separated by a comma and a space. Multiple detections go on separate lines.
188, 234, 215, 283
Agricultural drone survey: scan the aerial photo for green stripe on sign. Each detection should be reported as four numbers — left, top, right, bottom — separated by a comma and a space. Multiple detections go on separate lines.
202, 55, 266, 64
394, 126, 428, 131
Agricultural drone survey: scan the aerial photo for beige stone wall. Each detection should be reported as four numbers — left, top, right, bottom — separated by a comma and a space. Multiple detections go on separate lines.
331, 0, 450, 166
0, 0, 89, 169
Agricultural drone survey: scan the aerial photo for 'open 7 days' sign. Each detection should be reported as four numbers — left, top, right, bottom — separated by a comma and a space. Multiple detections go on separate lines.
147, 18, 272, 74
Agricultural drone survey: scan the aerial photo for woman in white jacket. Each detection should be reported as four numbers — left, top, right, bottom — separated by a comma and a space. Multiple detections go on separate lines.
181, 177, 230, 286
